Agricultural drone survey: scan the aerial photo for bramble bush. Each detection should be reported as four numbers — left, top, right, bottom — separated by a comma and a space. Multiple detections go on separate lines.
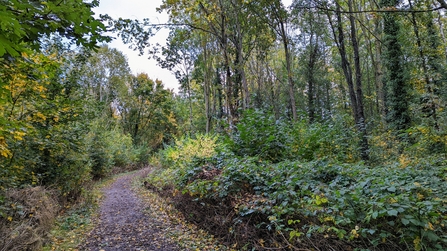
289, 114, 360, 162
230, 109, 292, 162
163, 155, 447, 250
159, 134, 219, 169
229, 110, 360, 163
146, 112, 447, 250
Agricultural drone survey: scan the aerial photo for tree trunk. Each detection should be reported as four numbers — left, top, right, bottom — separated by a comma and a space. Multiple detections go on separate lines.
327, 2, 369, 160
307, 33, 319, 124
409, 0, 439, 129
203, 38, 212, 134
381, 0, 411, 132
280, 21, 297, 121
348, 0, 369, 160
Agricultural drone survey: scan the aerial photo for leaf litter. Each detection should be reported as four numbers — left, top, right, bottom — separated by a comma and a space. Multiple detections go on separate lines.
74, 167, 232, 250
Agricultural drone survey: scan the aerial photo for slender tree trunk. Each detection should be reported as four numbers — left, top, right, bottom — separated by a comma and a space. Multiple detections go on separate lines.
437, 14, 447, 62
327, 2, 369, 160
333, 4, 358, 117
215, 68, 224, 123
381, 0, 411, 132
374, 20, 386, 119
186, 76, 194, 135
219, 11, 234, 130
280, 21, 297, 121
235, 19, 250, 110
348, 0, 369, 160
307, 34, 319, 124
203, 39, 212, 134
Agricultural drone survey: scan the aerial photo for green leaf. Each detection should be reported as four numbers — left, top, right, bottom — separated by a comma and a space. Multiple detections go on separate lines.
387, 186, 396, 192
401, 218, 410, 225
423, 231, 439, 241
387, 209, 398, 216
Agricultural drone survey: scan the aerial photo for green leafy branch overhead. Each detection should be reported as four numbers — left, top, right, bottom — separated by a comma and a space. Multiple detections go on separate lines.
0, 0, 111, 57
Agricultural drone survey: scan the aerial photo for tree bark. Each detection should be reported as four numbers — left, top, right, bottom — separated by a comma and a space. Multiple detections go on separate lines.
348, 0, 369, 160
280, 20, 297, 121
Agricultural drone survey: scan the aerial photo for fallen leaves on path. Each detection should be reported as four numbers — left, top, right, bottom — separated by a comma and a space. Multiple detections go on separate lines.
133, 169, 234, 251
79, 168, 179, 251
44, 167, 235, 250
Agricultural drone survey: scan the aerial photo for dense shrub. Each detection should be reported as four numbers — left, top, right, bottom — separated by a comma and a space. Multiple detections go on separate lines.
290, 115, 360, 162
147, 125, 447, 250
146, 111, 447, 250
2, 122, 92, 199
230, 110, 360, 163
159, 134, 219, 169
169, 156, 447, 250
231, 109, 292, 162
147, 134, 219, 189
86, 123, 138, 179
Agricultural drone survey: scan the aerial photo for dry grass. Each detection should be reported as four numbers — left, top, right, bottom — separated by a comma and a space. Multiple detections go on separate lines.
0, 186, 59, 251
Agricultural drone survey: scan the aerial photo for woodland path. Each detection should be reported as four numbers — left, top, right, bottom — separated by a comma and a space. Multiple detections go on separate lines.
78, 168, 180, 251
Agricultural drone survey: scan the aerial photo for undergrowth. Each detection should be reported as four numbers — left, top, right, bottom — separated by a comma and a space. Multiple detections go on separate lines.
0, 187, 59, 251
145, 111, 447, 251
42, 177, 116, 251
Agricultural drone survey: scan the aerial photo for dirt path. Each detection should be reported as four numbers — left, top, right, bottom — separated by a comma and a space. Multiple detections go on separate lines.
79, 168, 179, 251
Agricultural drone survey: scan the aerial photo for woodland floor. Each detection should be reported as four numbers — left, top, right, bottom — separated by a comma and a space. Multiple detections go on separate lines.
78, 168, 180, 251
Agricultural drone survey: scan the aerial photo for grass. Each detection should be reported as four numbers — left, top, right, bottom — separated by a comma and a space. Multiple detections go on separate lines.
42, 177, 116, 251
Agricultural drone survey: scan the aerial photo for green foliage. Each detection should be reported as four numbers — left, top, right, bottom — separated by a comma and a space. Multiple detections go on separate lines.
166, 154, 447, 250
104, 128, 138, 167
406, 125, 447, 156
86, 130, 114, 180
119, 73, 177, 150
0, 50, 92, 197
230, 111, 359, 163
381, 0, 411, 132
231, 109, 291, 162
86, 122, 137, 179
0, 0, 110, 58
159, 134, 219, 169
290, 115, 360, 162
147, 112, 447, 249
147, 134, 219, 190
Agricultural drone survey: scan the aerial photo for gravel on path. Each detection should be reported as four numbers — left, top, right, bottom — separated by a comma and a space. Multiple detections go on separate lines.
79, 168, 180, 251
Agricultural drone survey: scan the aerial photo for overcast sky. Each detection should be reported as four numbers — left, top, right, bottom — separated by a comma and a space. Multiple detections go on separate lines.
95, 0, 293, 92
94, 0, 178, 91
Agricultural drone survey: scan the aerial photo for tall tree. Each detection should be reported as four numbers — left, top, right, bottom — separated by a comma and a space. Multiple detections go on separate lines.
120, 73, 177, 149
156, 28, 199, 135
250, 0, 298, 120
325, 0, 369, 159
76, 45, 131, 122
381, 0, 411, 133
